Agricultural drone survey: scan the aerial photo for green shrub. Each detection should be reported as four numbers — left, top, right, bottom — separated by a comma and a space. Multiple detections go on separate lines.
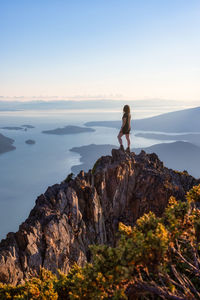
186, 184, 200, 203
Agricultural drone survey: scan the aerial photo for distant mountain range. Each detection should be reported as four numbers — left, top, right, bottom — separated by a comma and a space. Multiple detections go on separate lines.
135, 132, 200, 146
85, 106, 200, 133
0, 99, 195, 112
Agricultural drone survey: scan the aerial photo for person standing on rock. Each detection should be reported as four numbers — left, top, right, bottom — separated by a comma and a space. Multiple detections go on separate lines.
117, 105, 131, 153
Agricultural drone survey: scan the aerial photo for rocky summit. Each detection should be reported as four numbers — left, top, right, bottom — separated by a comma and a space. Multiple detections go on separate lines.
0, 149, 199, 285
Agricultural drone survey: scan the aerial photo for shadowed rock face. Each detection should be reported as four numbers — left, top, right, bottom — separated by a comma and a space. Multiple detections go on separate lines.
0, 149, 199, 285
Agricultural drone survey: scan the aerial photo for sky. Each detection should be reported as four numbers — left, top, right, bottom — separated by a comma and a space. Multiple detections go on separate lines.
0, 0, 200, 102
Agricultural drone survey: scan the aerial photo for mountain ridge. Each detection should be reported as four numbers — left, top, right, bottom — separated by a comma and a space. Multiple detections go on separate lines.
70, 141, 200, 178
0, 148, 199, 285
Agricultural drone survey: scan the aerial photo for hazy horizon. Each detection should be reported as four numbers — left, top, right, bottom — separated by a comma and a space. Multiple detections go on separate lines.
0, 96, 200, 105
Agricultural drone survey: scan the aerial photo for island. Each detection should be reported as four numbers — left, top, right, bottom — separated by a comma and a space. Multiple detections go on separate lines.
21, 125, 35, 129
42, 125, 95, 135
0, 125, 35, 131
0, 126, 23, 130
0, 133, 16, 154
70, 144, 117, 173
25, 139, 36, 145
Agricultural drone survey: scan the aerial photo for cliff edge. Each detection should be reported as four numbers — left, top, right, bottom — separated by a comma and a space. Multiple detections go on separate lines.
0, 149, 199, 285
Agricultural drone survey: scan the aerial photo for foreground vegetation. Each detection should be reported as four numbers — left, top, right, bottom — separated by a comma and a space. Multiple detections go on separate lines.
1, 185, 200, 299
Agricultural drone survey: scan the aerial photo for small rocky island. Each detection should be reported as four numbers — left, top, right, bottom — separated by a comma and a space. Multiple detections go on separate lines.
25, 139, 36, 145
1, 126, 23, 130
0, 125, 35, 131
0, 133, 16, 154
42, 125, 95, 135
21, 125, 35, 129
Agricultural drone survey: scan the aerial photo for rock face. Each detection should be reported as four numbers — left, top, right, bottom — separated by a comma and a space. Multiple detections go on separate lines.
0, 149, 199, 285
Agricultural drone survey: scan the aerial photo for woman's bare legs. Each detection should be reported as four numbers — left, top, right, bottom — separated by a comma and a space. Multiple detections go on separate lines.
117, 131, 123, 146
125, 134, 130, 148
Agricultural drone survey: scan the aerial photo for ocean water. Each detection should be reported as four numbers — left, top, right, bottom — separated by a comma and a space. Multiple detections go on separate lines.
0, 106, 190, 240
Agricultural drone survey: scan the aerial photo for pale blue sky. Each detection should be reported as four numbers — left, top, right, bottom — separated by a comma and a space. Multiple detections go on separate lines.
0, 0, 200, 101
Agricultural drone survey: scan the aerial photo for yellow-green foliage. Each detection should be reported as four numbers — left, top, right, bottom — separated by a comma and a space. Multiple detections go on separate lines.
1, 184, 200, 299
0, 269, 58, 299
186, 184, 200, 203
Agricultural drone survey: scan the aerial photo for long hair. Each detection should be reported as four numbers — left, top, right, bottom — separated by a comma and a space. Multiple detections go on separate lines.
123, 105, 130, 114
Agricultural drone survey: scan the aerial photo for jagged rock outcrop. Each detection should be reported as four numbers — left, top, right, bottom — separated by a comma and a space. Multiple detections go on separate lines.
0, 149, 199, 285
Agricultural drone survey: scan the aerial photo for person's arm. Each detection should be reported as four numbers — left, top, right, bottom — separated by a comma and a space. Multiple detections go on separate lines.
128, 116, 131, 130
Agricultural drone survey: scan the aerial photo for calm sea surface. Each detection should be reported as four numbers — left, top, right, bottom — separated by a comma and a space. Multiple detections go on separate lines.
0, 106, 192, 240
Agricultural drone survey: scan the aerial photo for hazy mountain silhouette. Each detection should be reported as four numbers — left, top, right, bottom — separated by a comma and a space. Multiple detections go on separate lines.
135, 132, 200, 146
85, 107, 200, 133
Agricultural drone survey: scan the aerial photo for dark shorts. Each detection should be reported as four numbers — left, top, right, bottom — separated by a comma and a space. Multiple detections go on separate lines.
122, 128, 131, 134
